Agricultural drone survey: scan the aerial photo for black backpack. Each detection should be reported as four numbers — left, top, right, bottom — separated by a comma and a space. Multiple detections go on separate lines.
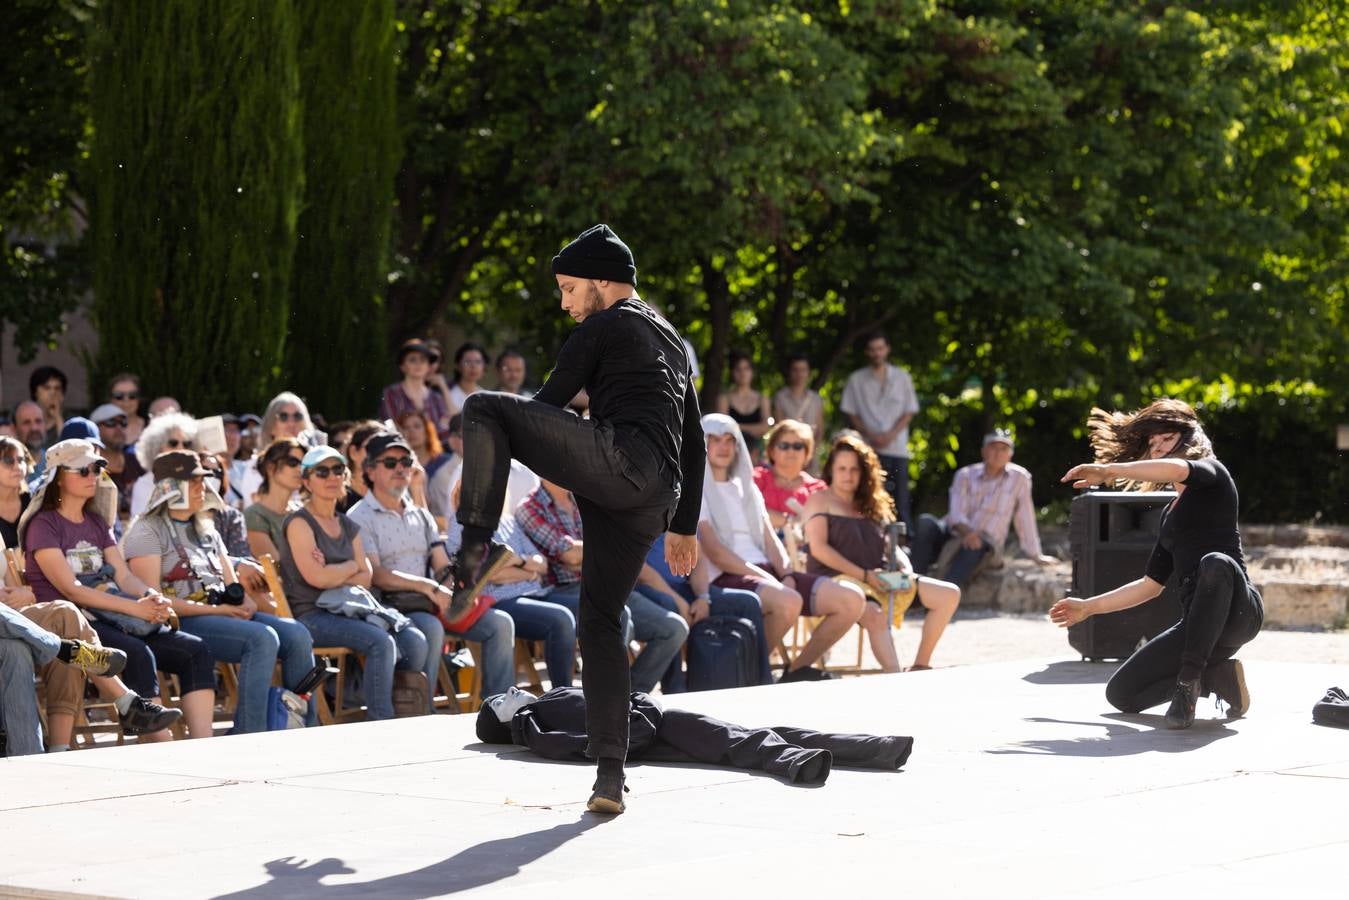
686, 616, 758, 692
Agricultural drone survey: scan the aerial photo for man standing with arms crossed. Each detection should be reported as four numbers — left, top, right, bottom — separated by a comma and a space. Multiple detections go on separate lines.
449, 224, 704, 814
840, 332, 919, 532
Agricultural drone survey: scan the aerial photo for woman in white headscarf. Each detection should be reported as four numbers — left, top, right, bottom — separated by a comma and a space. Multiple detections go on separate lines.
697, 414, 866, 682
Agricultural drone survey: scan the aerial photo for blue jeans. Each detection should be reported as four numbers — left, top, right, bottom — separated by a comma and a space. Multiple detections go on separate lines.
181, 612, 318, 733
878, 454, 913, 533
406, 611, 444, 714
298, 611, 428, 720
494, 596, 576, 688
625, 590, 689, 694
0, 607, 59, 756
910, 513, 988, 589
446, 608, 514, 699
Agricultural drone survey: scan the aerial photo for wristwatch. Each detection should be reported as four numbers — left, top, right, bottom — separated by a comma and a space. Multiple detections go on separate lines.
694, 593, 711, 604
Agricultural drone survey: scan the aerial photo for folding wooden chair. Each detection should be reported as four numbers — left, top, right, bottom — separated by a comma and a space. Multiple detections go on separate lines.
258, 554, 362, 724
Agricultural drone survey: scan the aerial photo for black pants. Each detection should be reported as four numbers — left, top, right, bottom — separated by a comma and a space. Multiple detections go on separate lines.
1106, 552, 1263, 713
458, 391, 677, 760
91, 621, 217, 699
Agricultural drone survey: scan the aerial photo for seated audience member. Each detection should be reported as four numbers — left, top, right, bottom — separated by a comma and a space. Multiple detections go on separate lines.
106, 373, 148, 445
20, 440, 211, 740
325, 421, 356, 456
237, 412, 262, 456
392, 409, 445, 507
14, 402, 47, 478
803, 433, 961, 672
772, 354, 826, 449
0, 436, 34, 550
148, 396, 182, 418
338, 420, 385, 513
130, 412, 198, 518
636, 533, 774, 686
700, 414, 865, 682
90, 404, 144, 521
446, 342, 489, 416
29, 365, 68, 444
515, 479, 687, 694
753, 419, 826, 533
427, 414, 463, 526
348, 431, 515, 706
280, 445, 433, 720
0, 593, 158, 755
379, 340, 452, 445
245, 439, 305, 561
219, 414, 248, 508
909, 429, 1057, 589
236, 393, 317, 509
715, 351, 772, 462
123, 451, 317, 732
495, 348, 533, 398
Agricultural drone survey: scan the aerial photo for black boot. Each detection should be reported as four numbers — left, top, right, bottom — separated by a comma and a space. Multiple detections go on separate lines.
1204, 659, 1250, 719
1164, 678, 1201, 729
447, 540, 511, 620
586, 773, 629, 815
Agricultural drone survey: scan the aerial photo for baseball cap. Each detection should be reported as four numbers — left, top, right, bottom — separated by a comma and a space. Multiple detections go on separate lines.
59, 417, 104, 449
982, 429, 1015, 449
89, 403, 127, 425
300, 445, 345, 472
364, 431, 412, 461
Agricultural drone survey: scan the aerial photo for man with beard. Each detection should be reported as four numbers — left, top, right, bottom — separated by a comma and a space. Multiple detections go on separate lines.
449, 224, 704, 814
89, 404, 144, 522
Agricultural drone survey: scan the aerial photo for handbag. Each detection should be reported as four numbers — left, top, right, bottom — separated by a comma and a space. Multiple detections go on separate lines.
76, 567, 166, 638
381, 590, 437, 616
439, 594, 496, 634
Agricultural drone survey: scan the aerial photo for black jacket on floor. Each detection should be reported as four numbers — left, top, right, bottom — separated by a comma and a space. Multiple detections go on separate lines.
476, 687, 913, 785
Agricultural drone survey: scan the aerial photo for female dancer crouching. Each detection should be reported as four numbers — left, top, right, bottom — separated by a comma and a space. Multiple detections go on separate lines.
1049, 399, 1262, 728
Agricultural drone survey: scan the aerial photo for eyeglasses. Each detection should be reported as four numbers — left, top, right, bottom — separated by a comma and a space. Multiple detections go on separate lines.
99, 417, 129, 428
64, 462, 108, 477
775, 441, 808, 452
278, 456, 303, 468
0, 456, 22, 468
276, 411, 302, 422
306, 463, 346, 479
165, 438, 194, 449
111, 391, 140, 401
374, 456, 415, 470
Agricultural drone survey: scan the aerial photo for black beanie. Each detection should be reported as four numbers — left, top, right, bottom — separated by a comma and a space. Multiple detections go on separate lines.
550, 224, 637, 286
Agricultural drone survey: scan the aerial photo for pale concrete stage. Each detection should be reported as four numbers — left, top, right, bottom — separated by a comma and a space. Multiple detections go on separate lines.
2, 658, 1346, 899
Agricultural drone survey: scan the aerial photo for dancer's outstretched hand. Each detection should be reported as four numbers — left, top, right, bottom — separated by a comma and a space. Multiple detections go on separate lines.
665, 532, 698, 578
1061, 463, 1111, 489
1048, 597, 1091, 628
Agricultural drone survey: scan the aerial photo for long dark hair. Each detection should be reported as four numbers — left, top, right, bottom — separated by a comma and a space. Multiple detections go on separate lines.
453, 342, 489, 386
1088, 398, 1214, 489
821, 433, 895, 525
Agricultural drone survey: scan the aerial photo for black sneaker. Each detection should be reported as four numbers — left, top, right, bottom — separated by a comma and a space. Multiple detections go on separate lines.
586, 774, 629, 815
1164, 678, 1201, 730
119, 695, 183, 736
448, 540, 512, 620
777, 666, 832, 684
1204, 659, 1250, 719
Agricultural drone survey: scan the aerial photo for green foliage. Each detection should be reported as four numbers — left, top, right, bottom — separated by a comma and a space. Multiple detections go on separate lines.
0, 0, 91, 362
289, 0, 400, 418
88, 0, 303, 413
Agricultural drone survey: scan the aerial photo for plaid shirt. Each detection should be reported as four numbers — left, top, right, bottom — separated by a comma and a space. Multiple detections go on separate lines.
947, 462, 1042, 558
515, 486, 583, 586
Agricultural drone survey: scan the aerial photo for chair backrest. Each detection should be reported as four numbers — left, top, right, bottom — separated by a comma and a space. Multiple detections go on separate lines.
257, 553, 295, 618
4, 547, 25, 588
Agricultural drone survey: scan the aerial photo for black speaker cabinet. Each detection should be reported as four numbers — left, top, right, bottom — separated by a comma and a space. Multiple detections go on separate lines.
1067, 491, 1184, 661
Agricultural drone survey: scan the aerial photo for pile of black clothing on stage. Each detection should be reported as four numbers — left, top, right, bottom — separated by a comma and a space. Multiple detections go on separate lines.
475, 686, 913, 785
1314, 687, 1349, 729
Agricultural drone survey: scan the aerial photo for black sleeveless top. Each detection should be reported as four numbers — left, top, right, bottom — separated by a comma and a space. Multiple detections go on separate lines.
806, 513, 885, 575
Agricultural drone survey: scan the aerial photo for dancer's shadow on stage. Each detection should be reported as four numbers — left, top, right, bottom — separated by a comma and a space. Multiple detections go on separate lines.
1021, 661, 1119, 685
213, 814, 605, 900
985, 715, 1237, 757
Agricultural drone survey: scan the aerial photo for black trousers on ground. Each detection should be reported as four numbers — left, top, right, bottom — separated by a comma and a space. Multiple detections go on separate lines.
458, 391, 677, 760
1106, 552, 1263, 713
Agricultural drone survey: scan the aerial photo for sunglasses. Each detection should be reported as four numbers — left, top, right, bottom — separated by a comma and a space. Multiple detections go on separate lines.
99, 417, 129, 428
775, 441, 808, 452
374, 456, 414, 470
0, 456, 22, 468
64, 462, 108, 477
165, 438, 194, 449
276, 411, 303, 422
111, 391, 140, 401
278, 456, 303, 468
306, 463, 346, 479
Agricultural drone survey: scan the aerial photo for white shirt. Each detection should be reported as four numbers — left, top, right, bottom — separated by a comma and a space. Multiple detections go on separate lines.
700, 480, 766, 566
839, 363, 920, 457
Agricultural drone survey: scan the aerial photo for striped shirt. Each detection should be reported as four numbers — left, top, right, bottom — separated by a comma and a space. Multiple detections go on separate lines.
947, 462, 1042, 558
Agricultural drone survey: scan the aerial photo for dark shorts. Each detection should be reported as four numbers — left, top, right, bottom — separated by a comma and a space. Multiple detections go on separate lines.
713, 570, 830, 616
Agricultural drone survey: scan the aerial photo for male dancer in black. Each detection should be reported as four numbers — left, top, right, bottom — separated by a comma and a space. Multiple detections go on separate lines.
449, 224, 703, 813
1050, 399, 1262, 729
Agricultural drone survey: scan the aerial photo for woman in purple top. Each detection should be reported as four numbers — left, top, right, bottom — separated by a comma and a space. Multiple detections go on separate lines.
1051, 399, 1263, 729
379, 339, 451, 444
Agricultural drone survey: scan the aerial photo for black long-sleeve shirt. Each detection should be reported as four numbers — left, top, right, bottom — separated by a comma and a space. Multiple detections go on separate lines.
534, 298, 705, 534
1144, 458, 1245, 586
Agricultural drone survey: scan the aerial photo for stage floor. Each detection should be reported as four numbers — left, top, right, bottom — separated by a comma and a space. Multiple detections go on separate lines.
2, 657, 1347, 899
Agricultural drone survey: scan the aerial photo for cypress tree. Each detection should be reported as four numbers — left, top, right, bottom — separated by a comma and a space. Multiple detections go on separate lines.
90, 0, 303, 414
288, 0, 399, 419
